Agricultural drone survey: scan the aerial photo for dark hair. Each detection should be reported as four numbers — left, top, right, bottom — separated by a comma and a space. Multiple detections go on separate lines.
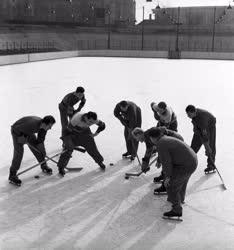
158, 101, 167, 110
76, 86, 85, 93
185, 105, 196, 113
86, 111, 97, 120
42, 115, 56, 125
148, 127, 162, 139
119, 100, 128, 108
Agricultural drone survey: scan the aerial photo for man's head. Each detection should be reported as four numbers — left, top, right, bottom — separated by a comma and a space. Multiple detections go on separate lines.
132, 127, 145, 142
75, 86, 85, 99
41, 115, 56, 130
84, 111, 97, 126
152, 101, 167, 114
148, 127, 163, 145
185, 105, 196, 119
119, 100, 128, 112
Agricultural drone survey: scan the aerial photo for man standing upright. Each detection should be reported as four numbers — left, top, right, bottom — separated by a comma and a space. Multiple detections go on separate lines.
59, 86, 86, 136
148, 127, 197, 219
185, 105, 216, 173
114, 100, 142, 161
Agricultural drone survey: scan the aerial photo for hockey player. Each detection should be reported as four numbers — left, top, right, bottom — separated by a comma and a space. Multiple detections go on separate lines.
148, 127, 197, 219
151, 101, 178, 131
9, 115, 56, 186
185, 105, 216, 173
114, 100, 142, 161
59, 86, 86, 136
132, 127, 184, 196
57, 111, 106, 176
150, 102, 178, 186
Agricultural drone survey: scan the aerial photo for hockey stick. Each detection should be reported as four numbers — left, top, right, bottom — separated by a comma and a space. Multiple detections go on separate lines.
125, 156, 158, 178
209, 156, 227, 190
17, 151, 64, 176
28, 143, 84, 172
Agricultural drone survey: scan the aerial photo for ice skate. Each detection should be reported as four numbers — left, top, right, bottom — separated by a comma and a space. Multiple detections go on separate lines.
98, 162, 106, 171
41, 165, 53, 175
163, 210, 183, 221
58, 167, 66, 177
9, 175, 22, 186
153, 173, 164, 183
154, 184, 167, 195
122, 152, 131, 159
130, 156, 135, 161
204, 165, 216, 174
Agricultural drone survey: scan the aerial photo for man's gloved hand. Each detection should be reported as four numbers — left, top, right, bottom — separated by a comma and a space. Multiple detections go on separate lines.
17, 135, 27, 144
141, 160, 150, 173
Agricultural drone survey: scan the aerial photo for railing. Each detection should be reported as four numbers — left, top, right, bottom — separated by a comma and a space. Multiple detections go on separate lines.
75, 38, 234, 52
0, 40, 57, 55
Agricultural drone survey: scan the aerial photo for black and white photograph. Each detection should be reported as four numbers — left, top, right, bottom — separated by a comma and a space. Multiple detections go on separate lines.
0, 0, 234, 249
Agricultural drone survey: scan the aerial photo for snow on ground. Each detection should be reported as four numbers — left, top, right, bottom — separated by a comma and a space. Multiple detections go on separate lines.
0, 57, 234, 250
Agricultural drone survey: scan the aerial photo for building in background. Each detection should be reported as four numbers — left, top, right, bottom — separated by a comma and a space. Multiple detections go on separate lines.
0, 0, 136, 26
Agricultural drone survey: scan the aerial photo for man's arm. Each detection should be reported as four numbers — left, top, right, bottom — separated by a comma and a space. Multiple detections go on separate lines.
76, 96, 86, 113
93, 120, 106, 136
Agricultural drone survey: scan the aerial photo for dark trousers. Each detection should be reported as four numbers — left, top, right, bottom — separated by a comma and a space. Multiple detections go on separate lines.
58, 129, 104, 169
10, 129, 46, 175
124, 115, 142, 157
59, 103, 71, 137
167, 166, 196, 213
124, 127, 139, 157
191, 125, 216, 165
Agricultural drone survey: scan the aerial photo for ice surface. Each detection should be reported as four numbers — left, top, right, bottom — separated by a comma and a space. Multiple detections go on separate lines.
0, 57, 234, 250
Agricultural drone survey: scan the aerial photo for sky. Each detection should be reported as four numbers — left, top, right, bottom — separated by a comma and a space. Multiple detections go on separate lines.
135, 0, 233, 22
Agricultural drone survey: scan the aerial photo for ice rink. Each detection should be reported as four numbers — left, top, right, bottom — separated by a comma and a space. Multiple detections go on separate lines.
0, 57, 234, 250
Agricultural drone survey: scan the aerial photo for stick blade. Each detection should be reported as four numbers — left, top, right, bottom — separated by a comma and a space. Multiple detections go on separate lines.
65, 167, 83, 172
221, 183, 227, 190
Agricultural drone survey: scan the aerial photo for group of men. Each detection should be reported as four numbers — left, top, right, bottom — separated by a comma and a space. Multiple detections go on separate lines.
8, 86, 217, 219
114, 99, 216, 219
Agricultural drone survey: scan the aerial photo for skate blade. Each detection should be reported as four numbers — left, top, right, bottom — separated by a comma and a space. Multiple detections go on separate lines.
154, 192, 167, 196
125, 172, 142, 177
9, 181, 21, 187
65, 167, 83, 172
205, 170, 216, 175
162, 216, 183, 222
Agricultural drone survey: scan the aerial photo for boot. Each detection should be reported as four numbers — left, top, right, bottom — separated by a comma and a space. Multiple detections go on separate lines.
122, 152, 131, 158
154, 183, 167, 195
41, 165, 53, 175
204, 164, 216, 174
153, 172, 164, 183
98, 162, 106, 171
163, 209, 182, 218
58, 167, 66, 177
9, 174, 22, 186
130, 156, 135, 161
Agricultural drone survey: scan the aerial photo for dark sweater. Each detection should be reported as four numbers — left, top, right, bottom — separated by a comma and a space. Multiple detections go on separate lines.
157, 136, 197, 178
11, 116, 47, 143
192, 108, 216, 141
61, 92, 86, 109
114, 101, 141, 129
